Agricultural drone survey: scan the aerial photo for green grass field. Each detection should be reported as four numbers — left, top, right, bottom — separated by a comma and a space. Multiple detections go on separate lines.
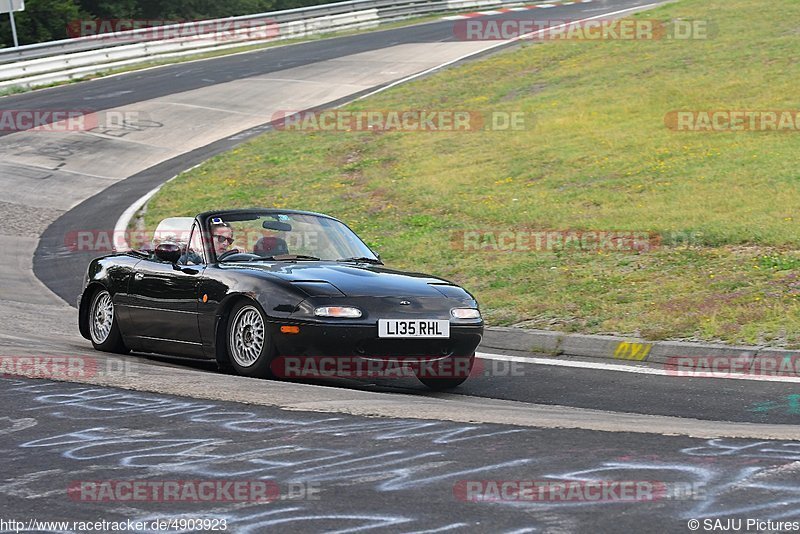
141, 0, 800, 347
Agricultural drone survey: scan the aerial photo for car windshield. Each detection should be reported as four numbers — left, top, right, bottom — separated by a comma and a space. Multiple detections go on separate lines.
211, 212, 378, 262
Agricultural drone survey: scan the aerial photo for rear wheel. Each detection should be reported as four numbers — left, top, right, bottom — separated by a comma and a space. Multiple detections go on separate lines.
88, 288, 129, 354
415, 353, 475, 390
226, 300, 276, 378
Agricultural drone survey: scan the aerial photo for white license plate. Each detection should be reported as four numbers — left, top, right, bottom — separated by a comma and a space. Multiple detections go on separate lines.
378, 319, 450, 338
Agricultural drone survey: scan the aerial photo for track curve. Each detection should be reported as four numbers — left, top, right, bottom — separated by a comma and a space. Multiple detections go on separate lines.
1, 0, 794, 437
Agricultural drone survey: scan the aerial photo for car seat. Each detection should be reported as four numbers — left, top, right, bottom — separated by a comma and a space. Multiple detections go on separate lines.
253, 236, 289, 257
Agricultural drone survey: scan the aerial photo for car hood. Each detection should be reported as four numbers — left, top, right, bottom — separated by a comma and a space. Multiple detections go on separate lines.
224, 261, 458, 297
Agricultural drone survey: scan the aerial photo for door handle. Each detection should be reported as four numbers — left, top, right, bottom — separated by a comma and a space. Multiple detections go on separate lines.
134, 273, 144, 281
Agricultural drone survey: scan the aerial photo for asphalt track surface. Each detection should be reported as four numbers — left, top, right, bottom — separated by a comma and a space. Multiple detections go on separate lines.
2, 1, 800, 532
4, 377, 799, 533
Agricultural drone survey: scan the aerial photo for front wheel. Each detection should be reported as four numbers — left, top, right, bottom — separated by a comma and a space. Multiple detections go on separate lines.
415, 353, 475, 390
88, 288, 129, 354
226, 300, 276, 378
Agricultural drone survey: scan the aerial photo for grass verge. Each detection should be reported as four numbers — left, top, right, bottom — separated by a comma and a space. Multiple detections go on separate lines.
142, 0, 800, 347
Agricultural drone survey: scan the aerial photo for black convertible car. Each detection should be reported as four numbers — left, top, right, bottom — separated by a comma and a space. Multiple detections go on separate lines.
78, 209, 483, 389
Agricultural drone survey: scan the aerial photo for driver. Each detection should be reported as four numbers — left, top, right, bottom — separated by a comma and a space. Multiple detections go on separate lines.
211, 221, 236, 257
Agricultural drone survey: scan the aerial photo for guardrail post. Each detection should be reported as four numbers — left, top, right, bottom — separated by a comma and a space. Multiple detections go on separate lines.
7, 0, 19, 48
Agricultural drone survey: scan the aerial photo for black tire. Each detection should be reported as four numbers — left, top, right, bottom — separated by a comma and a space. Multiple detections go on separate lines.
225, 300, 276, 378
87, 288, 129, 354
415, 353, 475, 390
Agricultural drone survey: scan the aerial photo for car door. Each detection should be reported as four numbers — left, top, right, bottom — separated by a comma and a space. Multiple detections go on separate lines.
127, 222, 206, 356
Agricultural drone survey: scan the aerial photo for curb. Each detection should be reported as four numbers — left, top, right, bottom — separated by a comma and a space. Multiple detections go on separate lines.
480, 326, 800, 375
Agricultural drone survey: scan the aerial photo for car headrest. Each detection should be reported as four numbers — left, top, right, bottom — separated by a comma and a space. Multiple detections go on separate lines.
254, 236, 289, 257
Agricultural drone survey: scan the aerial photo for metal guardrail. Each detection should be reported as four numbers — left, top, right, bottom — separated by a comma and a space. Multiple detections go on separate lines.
0, 0, 529, 90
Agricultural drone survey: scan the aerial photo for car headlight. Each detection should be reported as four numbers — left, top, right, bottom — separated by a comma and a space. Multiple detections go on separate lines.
314, 306, 362, 318
451, 308, 481, 319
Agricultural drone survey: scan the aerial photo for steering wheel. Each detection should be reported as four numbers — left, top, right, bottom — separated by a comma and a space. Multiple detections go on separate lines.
216, 249, 241, 262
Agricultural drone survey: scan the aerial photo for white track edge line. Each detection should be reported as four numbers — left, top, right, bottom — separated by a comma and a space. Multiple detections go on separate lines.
476, 351, 800, 383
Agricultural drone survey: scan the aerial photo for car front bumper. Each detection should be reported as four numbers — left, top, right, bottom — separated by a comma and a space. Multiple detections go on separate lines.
270, 321, 483, 360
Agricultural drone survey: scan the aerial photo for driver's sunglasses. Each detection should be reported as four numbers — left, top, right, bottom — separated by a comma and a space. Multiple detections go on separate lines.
214, 234, 234, 245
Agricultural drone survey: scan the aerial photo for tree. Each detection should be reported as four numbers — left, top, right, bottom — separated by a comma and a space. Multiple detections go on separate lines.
0, 0, 342, 47
0, 0, 82, 47
77, 0, 139, 19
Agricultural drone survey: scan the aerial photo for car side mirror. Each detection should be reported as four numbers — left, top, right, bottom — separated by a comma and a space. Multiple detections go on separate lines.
155, 243, 182, 264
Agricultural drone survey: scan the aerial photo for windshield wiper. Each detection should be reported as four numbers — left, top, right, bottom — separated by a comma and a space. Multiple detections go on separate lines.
336, 257, 383, 265
255, 254, 321, 261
